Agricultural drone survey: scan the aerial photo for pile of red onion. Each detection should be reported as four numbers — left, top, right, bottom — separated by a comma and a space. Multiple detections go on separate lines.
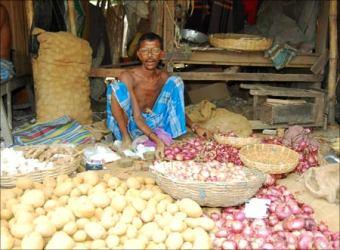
211, 185, 339, 250
158, 161, 250, 182
164, 137, 242, 165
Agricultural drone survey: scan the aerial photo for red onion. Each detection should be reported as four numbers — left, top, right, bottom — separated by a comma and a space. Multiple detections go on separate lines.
302, 204, 314, 215
216, 229, 228, 238
222, 240, 237, 250
234, 211, 245, 221
262, 242, 274, 250
231, 220, 244, 234
213, 238, 225, 249
275, 204, 292, 220
298, 233, 314, 249
211, 185, 339, 250
283, 217, 305, 231
237, 239, 250, 250
268, 215, 279, 227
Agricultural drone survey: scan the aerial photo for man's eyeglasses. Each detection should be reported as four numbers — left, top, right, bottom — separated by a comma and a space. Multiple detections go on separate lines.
139, 48, 161, 56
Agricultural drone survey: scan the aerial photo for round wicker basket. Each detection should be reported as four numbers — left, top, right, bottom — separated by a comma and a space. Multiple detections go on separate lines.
239, 144, 299, 174
150, 165, 265, 207
0, 145, 81, 188
209, 33, 273, 51
214, 134, 261, 148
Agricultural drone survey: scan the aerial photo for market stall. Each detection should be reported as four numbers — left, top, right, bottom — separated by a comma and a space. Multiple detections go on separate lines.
1, 125, 339, 249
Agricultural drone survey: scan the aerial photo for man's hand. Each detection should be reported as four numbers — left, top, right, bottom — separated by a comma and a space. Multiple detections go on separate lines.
155, 141, 165, 160
121, 136, 132, 150
195, 126, 212, 139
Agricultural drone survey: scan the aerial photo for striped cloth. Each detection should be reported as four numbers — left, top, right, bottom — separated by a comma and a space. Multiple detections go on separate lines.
106, 76, 187, 140
13, 116, 94, 146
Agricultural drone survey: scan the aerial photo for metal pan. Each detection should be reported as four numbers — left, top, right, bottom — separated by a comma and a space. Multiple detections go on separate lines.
181, 29, 208, 44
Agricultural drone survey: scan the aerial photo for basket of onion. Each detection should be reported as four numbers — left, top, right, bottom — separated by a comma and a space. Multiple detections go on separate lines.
149, 161, 265, 207
239, 144, 299, 174
214, 132, 261, 148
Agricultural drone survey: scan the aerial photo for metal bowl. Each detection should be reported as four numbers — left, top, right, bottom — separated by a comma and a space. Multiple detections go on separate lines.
181, 29, 208, 44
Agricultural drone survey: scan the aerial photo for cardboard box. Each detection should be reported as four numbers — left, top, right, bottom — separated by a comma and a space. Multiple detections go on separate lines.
188, 82, 230, 104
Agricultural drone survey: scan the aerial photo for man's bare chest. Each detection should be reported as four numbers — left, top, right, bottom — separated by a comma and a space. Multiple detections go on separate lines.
133, 82, 163, 110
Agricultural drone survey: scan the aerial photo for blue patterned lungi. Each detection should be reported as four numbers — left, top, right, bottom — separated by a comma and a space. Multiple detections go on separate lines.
106, 76, 187, 140
0, 59, 15, 81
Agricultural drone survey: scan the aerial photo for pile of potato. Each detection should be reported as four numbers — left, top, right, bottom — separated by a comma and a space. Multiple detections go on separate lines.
0, 171, 215, 249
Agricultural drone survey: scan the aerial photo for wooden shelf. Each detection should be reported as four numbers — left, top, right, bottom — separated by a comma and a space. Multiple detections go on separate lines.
169, 50, 319, 68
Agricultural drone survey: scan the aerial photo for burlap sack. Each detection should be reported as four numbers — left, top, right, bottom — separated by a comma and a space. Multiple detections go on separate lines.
32, 28, 92, 124
278, 173, 339, 232
186, 100, 252, 137
303, 164, 339, 204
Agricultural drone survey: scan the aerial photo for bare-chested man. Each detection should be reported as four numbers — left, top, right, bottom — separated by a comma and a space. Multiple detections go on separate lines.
106, 32, 211, 160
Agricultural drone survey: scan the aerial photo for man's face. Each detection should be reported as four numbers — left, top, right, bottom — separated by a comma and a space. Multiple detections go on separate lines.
137, 40, 164, 70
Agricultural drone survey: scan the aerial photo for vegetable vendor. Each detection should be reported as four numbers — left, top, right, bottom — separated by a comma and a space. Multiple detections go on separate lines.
107, 32, 211, 160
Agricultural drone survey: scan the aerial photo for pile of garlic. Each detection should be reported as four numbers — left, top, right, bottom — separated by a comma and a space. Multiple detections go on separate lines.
0, 148, 54, 176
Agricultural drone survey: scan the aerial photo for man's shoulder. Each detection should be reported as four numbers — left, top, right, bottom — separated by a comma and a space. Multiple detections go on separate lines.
160, 71, 169, 83
118, 69, 135, 86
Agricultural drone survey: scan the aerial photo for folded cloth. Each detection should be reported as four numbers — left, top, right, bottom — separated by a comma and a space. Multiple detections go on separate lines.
13, 115, 95, 145
106, 76, 186, 140
131, 128, 173, 148
265, 43, 297, 70
0, 59, 15, 81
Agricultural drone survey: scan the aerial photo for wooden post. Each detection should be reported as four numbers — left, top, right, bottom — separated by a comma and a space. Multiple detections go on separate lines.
68, 0, 77, 36
163, 1, 175, 53
25, 0, 34, 32
327, 0, 338, 123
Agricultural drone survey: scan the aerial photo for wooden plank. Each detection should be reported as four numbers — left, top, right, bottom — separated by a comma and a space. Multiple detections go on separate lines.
90, 68, 125, 78
89, 68, 322, 82
250, 89, 323, 98
267, 99, 307, 105
174, 72, 322, 82
250, 120, 323, 130
171, 50, 319, 68
316, 0, 330, 54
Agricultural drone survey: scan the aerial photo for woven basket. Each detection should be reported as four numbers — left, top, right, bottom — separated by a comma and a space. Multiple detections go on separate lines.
150, 165, 265, 207
214, 134, 261, 148
0, 145, 81, 188
239, 144, 299, 174
209, 33, 273, 51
